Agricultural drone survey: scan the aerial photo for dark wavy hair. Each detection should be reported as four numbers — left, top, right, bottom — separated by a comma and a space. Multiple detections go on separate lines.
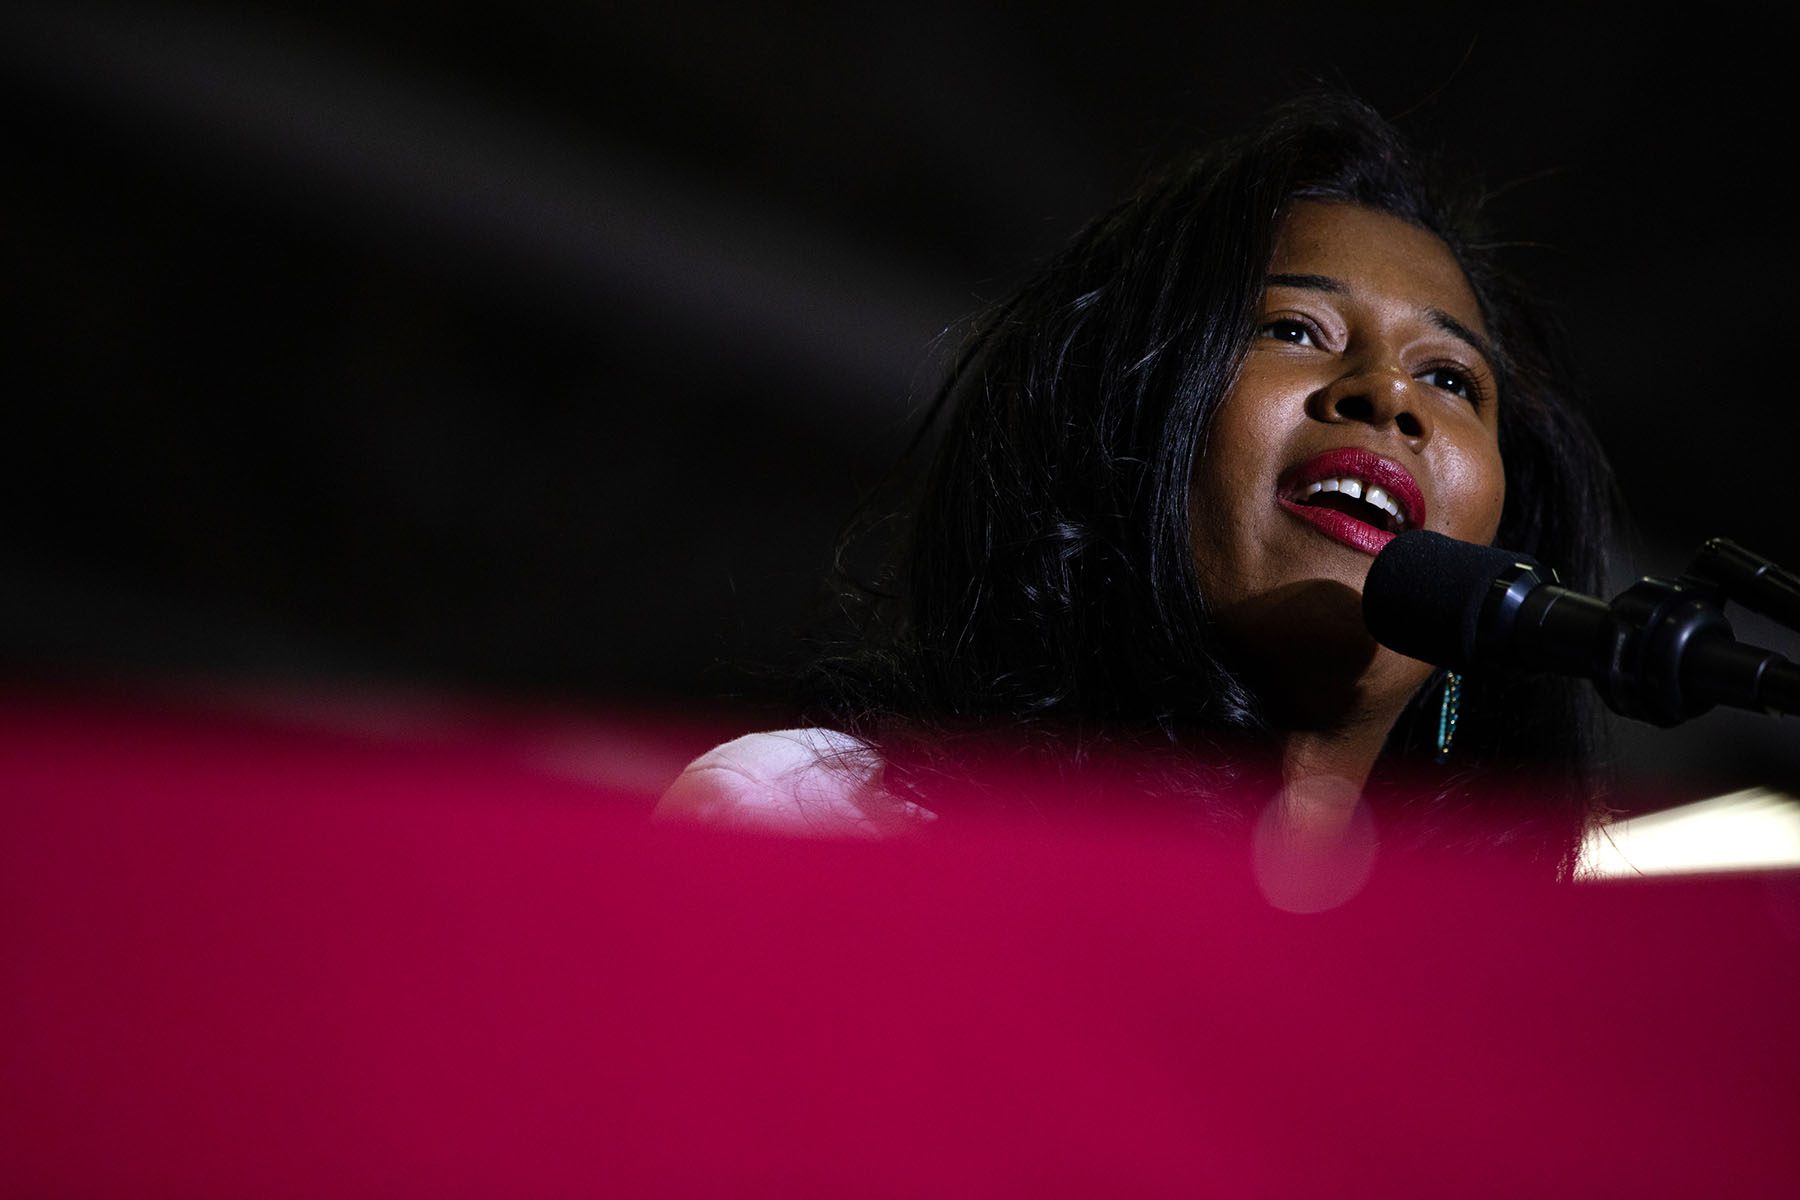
803, 94, 1616, 874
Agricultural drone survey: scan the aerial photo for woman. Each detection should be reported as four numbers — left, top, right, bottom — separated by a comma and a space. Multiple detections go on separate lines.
660, 94, 1616, 876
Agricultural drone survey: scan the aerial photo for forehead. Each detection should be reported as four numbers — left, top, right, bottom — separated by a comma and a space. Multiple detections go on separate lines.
1270, 201, 1488, 338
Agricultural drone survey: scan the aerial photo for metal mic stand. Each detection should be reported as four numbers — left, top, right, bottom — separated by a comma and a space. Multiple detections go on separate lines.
1604, 539, 1800, 725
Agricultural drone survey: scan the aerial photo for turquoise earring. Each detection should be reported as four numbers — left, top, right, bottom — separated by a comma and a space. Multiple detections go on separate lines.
1435, 672, 1462, 762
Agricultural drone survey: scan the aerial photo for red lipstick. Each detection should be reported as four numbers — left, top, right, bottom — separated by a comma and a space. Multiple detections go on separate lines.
1276, 448, 1426, 557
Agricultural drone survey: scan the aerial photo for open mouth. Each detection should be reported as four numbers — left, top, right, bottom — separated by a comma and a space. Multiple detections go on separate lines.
1289, 476, 1406, 534
1276, 449, 1425, 556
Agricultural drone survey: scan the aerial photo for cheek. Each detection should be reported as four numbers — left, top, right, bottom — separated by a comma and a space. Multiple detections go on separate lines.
1187, 387, 1275, 587
1441, 440, 1507, 544
1187, 460, 1236, 597
1195, 368, 1292, 509
1484, 461, 1507, 542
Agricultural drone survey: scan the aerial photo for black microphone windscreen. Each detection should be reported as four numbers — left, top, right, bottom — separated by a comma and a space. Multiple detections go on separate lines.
1363, 532, 1537, 669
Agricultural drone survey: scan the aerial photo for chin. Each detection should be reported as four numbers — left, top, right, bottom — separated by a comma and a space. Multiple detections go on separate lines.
1213, 576, 1375, 673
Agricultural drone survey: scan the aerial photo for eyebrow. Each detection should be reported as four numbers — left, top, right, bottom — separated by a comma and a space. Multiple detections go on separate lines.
1265, 272, 1346, 293
1263, 272, 1496, 367
1428, 308, 1497, 370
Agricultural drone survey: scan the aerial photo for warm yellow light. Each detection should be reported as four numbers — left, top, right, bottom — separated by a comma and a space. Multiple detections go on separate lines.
1580, 788, 1800, 878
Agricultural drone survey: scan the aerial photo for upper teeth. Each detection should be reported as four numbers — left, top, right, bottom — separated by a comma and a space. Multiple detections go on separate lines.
1301, 477, 1405, 527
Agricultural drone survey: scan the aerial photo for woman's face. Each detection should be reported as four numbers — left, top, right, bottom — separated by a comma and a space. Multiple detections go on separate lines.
1189, 201, 1506, 702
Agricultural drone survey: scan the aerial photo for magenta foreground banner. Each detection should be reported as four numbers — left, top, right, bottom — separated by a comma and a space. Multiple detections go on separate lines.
3, 691, 1798, 1196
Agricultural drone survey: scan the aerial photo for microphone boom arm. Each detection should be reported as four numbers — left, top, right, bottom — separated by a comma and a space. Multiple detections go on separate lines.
1363, 531, 1800, 728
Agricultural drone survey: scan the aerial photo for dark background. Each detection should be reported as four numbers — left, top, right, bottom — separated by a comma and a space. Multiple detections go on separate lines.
4, 2, 1795, 803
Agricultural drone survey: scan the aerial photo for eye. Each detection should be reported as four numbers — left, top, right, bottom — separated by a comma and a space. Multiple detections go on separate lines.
1257, 318, 1318, 347
1419, 365, 1478, 404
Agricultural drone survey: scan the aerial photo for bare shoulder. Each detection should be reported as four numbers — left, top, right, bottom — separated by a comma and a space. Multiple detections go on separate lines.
655, 728, 933, 837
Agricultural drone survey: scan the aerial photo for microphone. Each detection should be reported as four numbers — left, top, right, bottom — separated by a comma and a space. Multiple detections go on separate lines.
1363, 531, 1800, 726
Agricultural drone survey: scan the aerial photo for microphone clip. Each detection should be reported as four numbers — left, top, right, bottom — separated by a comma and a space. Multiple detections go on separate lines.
1598, 540, 1800, 726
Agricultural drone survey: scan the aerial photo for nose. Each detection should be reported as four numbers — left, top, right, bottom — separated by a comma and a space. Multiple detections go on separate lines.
1308, 365, 1433, 450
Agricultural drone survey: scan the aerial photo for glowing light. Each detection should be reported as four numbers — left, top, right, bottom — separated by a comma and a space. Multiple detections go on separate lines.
1251, 779, 1378, 913
1580, 788, 1800, 878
